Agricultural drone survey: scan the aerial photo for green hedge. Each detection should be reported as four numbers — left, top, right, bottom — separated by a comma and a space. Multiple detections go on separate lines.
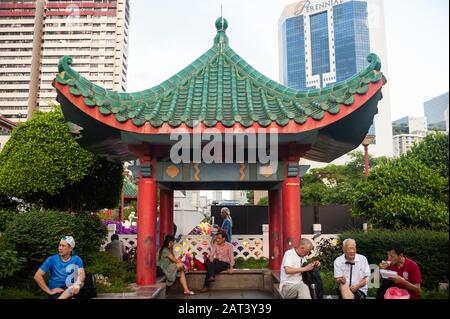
373, 194, 448, 231
84, 251, 135, 293
0, 249, 26, 281
340, 229, 449, 289
2, 210, 106, 269
0, 209, 16, 232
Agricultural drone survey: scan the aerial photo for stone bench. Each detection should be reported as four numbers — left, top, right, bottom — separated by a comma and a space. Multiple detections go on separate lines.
166, 269, 273, 293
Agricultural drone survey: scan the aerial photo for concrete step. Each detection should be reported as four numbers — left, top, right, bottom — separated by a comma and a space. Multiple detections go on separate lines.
95, 283, 166, 299
166, 269, 273, 292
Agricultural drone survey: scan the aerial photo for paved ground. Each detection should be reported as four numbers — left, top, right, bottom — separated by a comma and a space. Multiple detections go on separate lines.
167, 289, 274, 299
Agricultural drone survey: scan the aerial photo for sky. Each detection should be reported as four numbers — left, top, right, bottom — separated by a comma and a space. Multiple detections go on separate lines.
127, 0, 449, 122
126, 0, 449, 200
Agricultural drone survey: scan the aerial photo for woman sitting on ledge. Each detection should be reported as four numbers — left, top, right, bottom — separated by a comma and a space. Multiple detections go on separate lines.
157, 235, 195, 295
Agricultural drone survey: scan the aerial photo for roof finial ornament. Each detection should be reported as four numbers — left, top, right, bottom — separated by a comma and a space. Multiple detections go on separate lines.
215, 14, 228, 33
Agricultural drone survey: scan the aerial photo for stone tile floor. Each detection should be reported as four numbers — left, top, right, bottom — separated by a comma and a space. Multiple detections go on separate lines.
167, 289, 274, 299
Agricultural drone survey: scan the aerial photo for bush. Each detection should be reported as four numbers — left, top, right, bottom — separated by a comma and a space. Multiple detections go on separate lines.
123, 200, 137, 221
234, 257, 268, 269
2, 210, 106, 269
407, 132, 449, 179
320, 270, 336, 295
352, 157, 447, 230
374, 194, 448, 231
339, 229, 449, 289
315, 237, 342, 272
422, 287, 449, 299
84, 251, 134, 280
0, 287, 45, 299
0, 209, 16, 232
0, 250, 26, 281
84, 251, 135, 293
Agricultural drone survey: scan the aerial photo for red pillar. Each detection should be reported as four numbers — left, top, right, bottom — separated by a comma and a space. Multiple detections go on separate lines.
364, 144, 369, 179
160, 189, 174, 245
281, 161, 302, 252
269, 189, 283, 270
119, 187, 125, 222
131, 146, 158, 286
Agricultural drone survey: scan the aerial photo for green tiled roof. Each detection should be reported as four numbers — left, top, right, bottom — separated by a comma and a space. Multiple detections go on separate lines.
55, 17, 384, 129
123, 179, 137, 198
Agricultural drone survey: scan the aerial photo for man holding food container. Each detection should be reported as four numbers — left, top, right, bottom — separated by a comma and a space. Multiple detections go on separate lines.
378, 242, 422, 299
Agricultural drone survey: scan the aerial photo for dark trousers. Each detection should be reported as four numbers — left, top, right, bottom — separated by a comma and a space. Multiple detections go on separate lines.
203, 259, 230, 288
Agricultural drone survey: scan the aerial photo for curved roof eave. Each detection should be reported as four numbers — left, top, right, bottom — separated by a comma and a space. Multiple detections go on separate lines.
53, 18, 386, 135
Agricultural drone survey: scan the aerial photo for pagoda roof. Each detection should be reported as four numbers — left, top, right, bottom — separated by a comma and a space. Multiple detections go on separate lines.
54, 18, 385, 134
123, 179, 137, 198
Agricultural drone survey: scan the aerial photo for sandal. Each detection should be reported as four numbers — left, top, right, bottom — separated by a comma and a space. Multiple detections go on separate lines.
184, 291, 195, 295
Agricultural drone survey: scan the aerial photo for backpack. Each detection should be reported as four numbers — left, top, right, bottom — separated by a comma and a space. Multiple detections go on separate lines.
77, 272, 97, 299
301, 263, 324, 299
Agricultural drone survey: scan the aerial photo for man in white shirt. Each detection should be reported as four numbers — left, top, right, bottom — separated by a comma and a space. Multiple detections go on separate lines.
279, 238, 320, 299
334, 238, 371, 299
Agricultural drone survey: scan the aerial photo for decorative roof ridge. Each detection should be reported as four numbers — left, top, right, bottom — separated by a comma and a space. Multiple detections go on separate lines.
56, 14, 383, 102
54, 17, 385, 130
223, 46, 383, 99
57, 47, 220, 99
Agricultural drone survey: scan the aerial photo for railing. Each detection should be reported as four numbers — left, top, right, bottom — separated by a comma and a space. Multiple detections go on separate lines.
102, 224, 339, 260
173, 234, 265, 261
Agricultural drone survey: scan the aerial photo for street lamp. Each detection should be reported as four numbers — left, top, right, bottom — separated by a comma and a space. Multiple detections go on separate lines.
362, 134, 376, 178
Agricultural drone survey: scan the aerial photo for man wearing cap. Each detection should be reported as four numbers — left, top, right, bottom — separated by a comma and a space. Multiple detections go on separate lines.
34, 236, 85, 299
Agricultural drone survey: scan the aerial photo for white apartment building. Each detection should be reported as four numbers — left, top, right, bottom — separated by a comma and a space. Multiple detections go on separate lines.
230, 191, 248, 205
0, 0, 129, 122
393, 134, 425, 158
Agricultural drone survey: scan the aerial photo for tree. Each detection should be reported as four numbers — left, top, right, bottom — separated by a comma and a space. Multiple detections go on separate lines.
0, 109, 123, 212
299, 151, 389, 206
406, 132, 449, 179
352, 143, 448, 231
257, 196, 268, 206
246, 191, 254, 205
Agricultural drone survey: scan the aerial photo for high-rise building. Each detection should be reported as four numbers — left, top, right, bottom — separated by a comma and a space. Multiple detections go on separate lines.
279, 0, 393, 159
392, 116, 427, 136
212, 191, 223, 203
393, 134, 425, 158
424, 92, 449, 132
185, 191, 200, 208
230, 191, 248, 205
0, 0, 39, 121
0, 0, 129, 122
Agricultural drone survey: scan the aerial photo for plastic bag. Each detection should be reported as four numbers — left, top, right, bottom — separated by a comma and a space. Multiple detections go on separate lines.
384, 287, 411, 299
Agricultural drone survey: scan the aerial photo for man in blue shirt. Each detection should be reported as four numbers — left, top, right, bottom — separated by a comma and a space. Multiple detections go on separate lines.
34, 236, 85, 299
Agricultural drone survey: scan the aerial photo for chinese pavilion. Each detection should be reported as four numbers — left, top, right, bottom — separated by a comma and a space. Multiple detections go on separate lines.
53, 18, 386, 286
